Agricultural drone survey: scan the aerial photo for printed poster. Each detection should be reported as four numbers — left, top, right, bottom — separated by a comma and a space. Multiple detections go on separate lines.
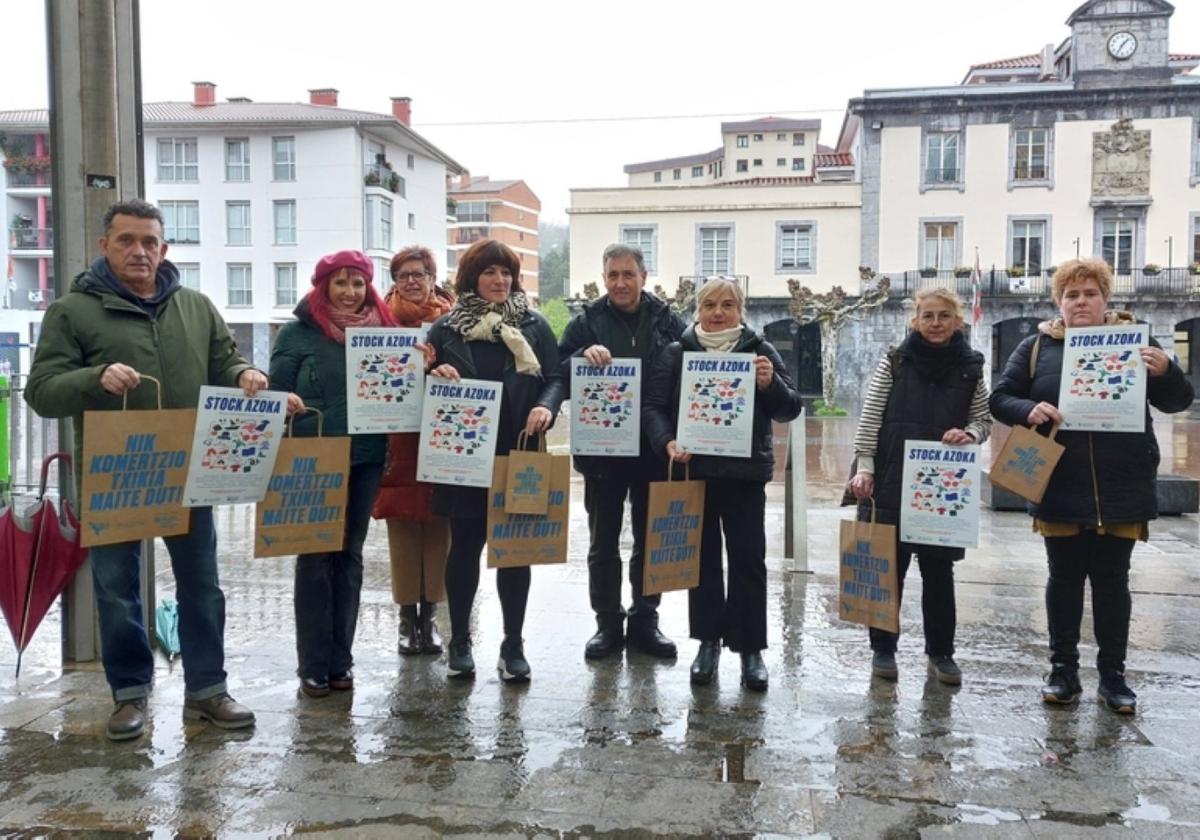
183, 386, 288, 506
345, 327, 425, 434
416, 376, 503, 488
570, 358, 640, 457
899, 441, 981, 549
1057, 324, 1148, 433
675, 351, 755, 458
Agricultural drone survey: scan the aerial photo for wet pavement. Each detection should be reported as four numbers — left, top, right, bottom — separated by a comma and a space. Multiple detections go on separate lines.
2, 415, 1199, 838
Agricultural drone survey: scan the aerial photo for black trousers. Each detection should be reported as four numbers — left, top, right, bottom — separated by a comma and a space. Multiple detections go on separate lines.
444, 515, 530, 641
1043, 530, 1134, 674
583, 473, 660, 630
867, 547, 957, 657
294, 463, 382, 679
688, 479, 767, 653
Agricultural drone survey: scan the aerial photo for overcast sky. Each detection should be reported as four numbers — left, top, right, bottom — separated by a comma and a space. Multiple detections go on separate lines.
3, 1, 1198, 223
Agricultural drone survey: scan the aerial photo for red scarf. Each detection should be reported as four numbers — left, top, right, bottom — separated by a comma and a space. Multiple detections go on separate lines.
304, 281, 395, 343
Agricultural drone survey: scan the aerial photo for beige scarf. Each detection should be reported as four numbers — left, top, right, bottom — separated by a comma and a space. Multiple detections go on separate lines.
464, 312, 541, 375
695, 323, 744, 353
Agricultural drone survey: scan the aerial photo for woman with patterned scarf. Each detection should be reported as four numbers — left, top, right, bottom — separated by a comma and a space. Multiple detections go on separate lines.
425, 239, 566, 683
271, 250, 396, 698
372, 246, 456, 657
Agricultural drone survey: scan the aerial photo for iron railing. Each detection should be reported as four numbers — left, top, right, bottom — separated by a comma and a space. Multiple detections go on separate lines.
9, 227, 54, 249
1, 375, 62, 496
3, 170, 52, 188
879, 268, 1200, 299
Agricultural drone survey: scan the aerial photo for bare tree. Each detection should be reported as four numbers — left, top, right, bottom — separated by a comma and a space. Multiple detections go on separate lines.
787, 274, 891, 412
652, 278, 696, 319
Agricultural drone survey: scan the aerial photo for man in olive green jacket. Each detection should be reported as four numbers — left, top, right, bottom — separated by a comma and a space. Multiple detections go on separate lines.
27, 198, 267, 741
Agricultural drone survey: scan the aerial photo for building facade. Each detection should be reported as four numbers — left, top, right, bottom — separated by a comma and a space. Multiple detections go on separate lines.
446, 176, 540, 298
0, 82, 463, 368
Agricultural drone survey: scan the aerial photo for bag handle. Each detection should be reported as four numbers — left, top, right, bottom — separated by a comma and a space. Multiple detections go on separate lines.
515, 430, 546, 453
667, 452, 690, 483
286, 407, 324, 438
861, 495, 876, 525
121, 374, 162, 411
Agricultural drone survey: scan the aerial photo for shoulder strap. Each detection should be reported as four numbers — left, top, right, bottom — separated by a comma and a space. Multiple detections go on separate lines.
887, 347, 902, 381
1029, 334, 1042, 379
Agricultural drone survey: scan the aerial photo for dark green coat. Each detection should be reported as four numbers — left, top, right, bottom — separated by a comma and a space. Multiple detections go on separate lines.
269, 301, 386, 467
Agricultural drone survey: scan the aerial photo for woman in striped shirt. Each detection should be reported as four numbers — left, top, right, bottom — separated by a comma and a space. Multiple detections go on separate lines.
846, 287, 992, 685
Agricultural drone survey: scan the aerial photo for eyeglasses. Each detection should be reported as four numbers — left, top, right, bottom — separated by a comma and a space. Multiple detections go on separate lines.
394, 271, 429, 282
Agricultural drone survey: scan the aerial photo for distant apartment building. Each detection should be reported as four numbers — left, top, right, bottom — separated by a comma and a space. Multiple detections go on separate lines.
446, 175, 540, 298
0, 82, 463, 367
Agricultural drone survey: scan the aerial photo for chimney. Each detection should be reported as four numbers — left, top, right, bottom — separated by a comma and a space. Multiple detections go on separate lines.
1039, 44, 1057, 81
459, 171, 471, 189
391, 96, 412, 126
192, 81, 216, 106
309, 88, 338, 107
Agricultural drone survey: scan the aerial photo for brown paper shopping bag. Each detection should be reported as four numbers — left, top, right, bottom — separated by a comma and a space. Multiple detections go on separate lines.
487, 453, 570, 568
80, 375, 194, 547
255, 409, 351, 557
642, 458, 705, 597
989, 423, 1064, 505
838, 499, 900, 633
504, 431, 552, 515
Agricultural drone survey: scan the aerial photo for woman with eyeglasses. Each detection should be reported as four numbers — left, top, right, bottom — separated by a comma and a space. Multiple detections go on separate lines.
372, 246, 456, 656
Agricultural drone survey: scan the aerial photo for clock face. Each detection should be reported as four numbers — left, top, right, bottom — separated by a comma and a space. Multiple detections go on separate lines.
1108, 31, 1137, 60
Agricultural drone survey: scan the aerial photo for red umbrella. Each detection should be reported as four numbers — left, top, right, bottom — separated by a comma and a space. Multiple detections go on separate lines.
0, 453, 87, 677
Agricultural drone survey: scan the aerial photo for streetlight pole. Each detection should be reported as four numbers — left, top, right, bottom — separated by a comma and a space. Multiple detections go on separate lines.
1073, 237, 1081, 258
1166, 236, 1173, 271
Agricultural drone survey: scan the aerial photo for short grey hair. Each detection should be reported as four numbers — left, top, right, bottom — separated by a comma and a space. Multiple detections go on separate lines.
103, 198, 164, 233
694, 276, 745, 319
601, 243, 646, 274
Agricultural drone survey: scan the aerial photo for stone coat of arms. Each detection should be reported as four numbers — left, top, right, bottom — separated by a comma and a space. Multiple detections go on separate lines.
1092, 118, 1150, 197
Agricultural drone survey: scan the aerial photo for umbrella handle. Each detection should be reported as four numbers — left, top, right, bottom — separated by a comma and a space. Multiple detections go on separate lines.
38, 452, 72, 500
285, 407, 324, 438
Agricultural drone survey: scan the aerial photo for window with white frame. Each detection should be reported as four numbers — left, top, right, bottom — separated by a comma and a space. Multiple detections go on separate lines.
274, 263, 297, 307
620, 226, 657, 274
272, 136, 295, 181
792, 158, 805, 171
367, 195, 392, 250
753, 133, 763, 142
691, 165, 703, 177
1010, 220, 1045, 274
753, 159, 762, 167
925, 133, 960, 185
160, 201, 199, 244
407, 153, 415, 170
777, 133, 787, 141
736, 135, 749, 148
408, 213, 416, 230
923, 222, 958, 270
273, 200, 296, 245
778, 223, 814, 271
225, 138, 250, 181
736, 160, 748, 172
227, 264, 252, 307
653, 171, 662, 182
673, 168, 681, 180
225, 201, 251, 245
157, 138, 198, 181
698, 226, 732, 275
776, 158, 786, 167
1192, 215, 1200, 264
373, 257, 389, 282
396, 176, 406, 198
793, 132, 806, 146
1102, 219, 1136, 273
1013, 128, 1048, 181
176, 262, 200, 291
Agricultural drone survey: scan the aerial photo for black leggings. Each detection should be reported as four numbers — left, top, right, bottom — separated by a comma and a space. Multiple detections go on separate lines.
444, 515, 530, 641
1044, 530, 1134, 674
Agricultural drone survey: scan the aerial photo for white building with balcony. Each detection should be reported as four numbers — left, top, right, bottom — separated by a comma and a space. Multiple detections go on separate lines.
0, 82, 463, 369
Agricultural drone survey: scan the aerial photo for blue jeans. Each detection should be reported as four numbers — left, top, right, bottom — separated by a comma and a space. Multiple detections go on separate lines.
294, 463, 382, 679
90, 506, 227, 702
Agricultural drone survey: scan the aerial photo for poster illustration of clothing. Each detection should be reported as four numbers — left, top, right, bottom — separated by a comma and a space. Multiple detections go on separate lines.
899, 441, 980, 549
570, 358, 640, 457
345, 327, 425, 434
183, 386, 288, 506
1057, 324, 1148, 433
675, 351, 755, 458
416, 376, 503, 488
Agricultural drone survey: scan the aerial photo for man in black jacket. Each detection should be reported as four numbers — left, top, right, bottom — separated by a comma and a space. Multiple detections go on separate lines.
559, 244, 686, 659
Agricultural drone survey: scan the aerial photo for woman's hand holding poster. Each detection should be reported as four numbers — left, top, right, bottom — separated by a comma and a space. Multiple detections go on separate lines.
570, 358, 640, 457
1057, 324, 1148, 433
416, 376, 503, 488
345, 327, 425, 434
183, 386, 288, 506
899, 441, 980, 549
675, 352, 755, 458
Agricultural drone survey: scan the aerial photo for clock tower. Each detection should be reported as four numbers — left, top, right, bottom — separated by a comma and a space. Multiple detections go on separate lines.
1067, 0, 1174, 88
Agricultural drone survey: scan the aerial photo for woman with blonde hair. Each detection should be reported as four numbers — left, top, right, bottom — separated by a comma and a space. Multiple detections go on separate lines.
372, 246, 455, 655
990, 259, 1192, 713
847, 287, 992, 685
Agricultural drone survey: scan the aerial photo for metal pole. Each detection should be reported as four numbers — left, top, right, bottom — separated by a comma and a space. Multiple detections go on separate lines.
789, 409, 809, 573
47, 0, 144, 663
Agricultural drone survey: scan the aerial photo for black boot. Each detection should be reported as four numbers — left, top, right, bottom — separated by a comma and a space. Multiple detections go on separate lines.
690, 640, 721, 685
397, 604, 421, 655
419, 602, 443, 655
627, 620, 677, 659
740, 652, 768, 691
1041, 666, 1083, 705
584, 617, 625, 660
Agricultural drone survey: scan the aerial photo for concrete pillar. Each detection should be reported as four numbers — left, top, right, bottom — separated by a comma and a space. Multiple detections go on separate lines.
46, 0, 145, 663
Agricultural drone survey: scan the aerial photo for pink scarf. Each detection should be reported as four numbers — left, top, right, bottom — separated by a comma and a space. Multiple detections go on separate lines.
325, 305, 384, 344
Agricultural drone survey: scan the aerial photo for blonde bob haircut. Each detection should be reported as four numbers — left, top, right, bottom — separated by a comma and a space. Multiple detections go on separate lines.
909, 287, 964, 327
1052, 258, 1113, 303
694, 276, 746, 321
